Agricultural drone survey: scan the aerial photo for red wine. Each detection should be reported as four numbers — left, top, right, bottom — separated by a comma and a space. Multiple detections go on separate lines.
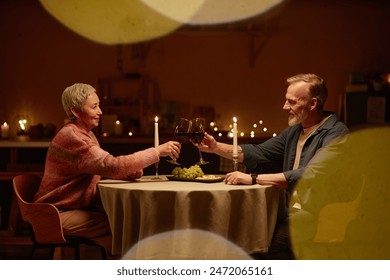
191, 132, 204, 144
175, 132, 190, 143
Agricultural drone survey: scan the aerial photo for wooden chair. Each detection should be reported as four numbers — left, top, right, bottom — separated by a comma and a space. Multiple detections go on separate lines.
13, 174, 107, 259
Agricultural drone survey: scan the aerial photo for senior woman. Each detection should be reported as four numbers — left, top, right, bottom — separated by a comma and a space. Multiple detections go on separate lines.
34, 83, 181, 256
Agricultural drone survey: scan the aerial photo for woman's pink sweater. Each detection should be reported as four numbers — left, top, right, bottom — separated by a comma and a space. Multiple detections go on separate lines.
34, 123, 159, 210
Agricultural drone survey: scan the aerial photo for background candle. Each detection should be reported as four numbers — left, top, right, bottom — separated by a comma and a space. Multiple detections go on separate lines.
114, 120, 123, 136
154, 116, 159, 147
233, 117, 238, 157
1, 122, 10, 138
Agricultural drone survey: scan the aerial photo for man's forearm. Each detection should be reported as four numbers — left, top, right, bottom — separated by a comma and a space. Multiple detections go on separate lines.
212, 142, 244, 162
256, 173, 288, 189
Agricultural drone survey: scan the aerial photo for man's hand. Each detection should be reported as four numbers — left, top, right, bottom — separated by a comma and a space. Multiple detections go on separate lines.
224, 171, 252, 185
195, 132, 218, 153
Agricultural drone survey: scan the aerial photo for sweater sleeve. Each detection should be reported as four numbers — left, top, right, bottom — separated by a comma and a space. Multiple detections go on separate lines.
62, 125, 160, 180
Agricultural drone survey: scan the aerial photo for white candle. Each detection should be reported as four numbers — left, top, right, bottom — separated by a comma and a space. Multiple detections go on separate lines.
154, 116, 159, 147
1, 122, 10, 138
233, 117, 238, 157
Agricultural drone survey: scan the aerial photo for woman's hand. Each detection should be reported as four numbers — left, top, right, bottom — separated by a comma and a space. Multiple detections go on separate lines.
224, 171, 252, 185
127, 169, 143, 180
156, 141, 181, 160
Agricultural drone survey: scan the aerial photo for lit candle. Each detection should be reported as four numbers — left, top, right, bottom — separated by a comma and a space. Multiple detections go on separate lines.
1, 122, 9, 138
233, 117, 238, 158
18, 119, 27, 133
114, 120, 123, 136
154, 116, 159, 148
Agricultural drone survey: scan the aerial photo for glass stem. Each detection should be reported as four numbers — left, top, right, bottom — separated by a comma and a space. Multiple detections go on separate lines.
198, 148, 203, 162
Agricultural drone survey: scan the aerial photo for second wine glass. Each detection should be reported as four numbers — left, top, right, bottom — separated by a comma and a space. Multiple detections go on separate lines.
167, 118, 191, 165
191, 118, 209, 165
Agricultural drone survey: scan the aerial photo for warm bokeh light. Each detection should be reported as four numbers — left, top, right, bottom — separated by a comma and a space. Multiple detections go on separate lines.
39, 0, 284, 44
39, 0, 182, 45
141, 0, 284, 25
290, 126, 390, 259
122, 229, 252, 260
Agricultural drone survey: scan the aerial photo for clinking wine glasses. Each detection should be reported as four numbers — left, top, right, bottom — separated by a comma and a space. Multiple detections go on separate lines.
167, 118, 191, 165
190, 118, 209, 165
167, 118, 209, 166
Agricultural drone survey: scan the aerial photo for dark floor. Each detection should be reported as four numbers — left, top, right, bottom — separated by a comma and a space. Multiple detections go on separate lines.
0, 242, 105, 260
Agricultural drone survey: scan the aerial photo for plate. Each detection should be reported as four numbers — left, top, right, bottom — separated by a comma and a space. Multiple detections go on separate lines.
166, 175, 225, 183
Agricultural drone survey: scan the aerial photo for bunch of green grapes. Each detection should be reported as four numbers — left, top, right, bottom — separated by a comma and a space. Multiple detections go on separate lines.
172, 164, 204, 179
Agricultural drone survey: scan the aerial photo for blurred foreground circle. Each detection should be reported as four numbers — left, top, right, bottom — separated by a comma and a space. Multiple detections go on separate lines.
290, 126, 390, 259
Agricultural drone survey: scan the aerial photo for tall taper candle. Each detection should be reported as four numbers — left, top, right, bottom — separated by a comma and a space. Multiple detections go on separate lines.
233, 117, 238, 158
154, 116, 159, 147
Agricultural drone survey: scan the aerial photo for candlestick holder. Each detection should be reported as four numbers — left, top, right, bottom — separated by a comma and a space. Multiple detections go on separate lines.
151, 162, 163, 180
233, 155, 238, 171
227, 149, 242, 172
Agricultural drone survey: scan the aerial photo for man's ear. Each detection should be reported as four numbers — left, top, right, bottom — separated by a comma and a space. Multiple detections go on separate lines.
310, 97, 318, 110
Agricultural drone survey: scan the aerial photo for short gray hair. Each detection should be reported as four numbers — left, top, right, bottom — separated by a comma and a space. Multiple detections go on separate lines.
62, 83, 96, 120
286, 73, 328, 109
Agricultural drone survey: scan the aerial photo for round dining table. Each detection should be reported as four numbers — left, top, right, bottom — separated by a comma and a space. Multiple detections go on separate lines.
97, 175, 285, 257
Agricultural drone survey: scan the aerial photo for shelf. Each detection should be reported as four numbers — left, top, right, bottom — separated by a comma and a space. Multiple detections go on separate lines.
0, 140, 50, 148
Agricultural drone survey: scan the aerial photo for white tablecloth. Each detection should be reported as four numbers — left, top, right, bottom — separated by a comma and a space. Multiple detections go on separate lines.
98, 176, 284, 257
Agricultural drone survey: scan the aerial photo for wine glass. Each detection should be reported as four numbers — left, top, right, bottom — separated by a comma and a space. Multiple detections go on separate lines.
167, 118, 191, 165
190, 118, 209, 165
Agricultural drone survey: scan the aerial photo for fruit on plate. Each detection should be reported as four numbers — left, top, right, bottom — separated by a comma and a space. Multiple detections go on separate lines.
172, 164, 204, 179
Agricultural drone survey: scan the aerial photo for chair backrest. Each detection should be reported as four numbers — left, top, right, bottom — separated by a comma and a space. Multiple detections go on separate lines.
13, 174, 66, 244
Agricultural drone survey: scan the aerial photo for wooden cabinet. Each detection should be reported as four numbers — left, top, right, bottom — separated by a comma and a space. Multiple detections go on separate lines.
342, 83, 390, 128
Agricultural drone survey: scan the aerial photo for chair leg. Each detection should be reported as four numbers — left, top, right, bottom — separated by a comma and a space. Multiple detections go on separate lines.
49, 246, 56, 259
100, 246, 107, 260
29, 244, 36, 259
74, 244, 80, 260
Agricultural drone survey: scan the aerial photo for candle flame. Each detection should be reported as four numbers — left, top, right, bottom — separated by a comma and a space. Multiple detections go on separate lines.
19, 119, 27, 130
233, 117, 237, 123
115, 120, 120, 124
3, 122, 7, 126
155, 116, 158, 123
